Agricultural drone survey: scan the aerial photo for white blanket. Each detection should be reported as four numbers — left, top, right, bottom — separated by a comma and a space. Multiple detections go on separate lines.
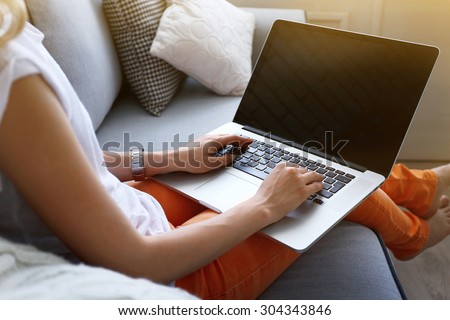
0, 237, 196, 299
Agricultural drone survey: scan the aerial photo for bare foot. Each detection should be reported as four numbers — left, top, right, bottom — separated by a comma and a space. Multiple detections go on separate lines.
425, 164, 450, 218
421, 197, 450, 252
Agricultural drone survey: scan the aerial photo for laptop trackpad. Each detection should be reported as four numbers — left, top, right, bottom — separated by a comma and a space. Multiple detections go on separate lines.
195, 172, 259, 212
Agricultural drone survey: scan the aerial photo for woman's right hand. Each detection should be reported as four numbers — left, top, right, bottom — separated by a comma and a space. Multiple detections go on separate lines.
251, 162, 324, 226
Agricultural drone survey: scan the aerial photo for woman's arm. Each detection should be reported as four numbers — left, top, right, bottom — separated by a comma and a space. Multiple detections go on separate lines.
0, 75, 323, 283
103, 135, 253, 182
103, 150, 174, 181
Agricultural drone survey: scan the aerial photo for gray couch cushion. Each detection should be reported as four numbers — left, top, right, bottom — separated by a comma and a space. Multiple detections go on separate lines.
96, 78, 240, 151
25, 0, 122, 130
96, 7, 306, 151
259, 221, 404, 299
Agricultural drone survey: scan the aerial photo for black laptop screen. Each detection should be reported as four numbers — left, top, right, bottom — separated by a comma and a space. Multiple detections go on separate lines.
233, 20, 439, 177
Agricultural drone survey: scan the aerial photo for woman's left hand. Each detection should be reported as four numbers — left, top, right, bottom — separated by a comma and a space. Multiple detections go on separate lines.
174, 134, 253, 174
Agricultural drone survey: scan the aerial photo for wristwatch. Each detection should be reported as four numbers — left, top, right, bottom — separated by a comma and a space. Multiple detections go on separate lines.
129, 146, 145, 181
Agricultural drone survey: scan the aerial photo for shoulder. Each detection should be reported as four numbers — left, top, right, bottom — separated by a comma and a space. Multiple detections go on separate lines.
0, 23, 44, 67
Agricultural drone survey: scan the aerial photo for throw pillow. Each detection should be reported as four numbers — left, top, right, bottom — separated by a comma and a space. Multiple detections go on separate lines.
150, 0, 255, 96
102, 0, 185, 116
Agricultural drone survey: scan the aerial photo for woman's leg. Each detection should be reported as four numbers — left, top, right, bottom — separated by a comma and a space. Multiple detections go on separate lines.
346, 163, 450, 260
129, 179, 207, 227
130, 179, 299, 299
345, 188, 429, 260
175, 211, 299, 300
380, 163, 437, 218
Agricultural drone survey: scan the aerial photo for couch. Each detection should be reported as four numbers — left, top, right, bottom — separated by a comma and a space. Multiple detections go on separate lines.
14, 0, 406, 299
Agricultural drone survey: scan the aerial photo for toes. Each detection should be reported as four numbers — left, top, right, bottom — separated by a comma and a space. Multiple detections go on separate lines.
439, 195, 450, 209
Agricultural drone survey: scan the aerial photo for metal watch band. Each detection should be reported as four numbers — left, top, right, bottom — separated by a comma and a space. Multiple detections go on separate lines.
130, 146, 145, 181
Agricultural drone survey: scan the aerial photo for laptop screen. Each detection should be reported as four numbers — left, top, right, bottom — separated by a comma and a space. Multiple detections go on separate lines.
233, 20, 439, 177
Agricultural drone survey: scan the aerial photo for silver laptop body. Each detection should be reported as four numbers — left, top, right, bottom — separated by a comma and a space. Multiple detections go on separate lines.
155, 20, 439, 252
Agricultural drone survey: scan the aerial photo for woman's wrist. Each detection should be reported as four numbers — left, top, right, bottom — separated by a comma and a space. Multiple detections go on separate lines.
245, 194, 285, 227
222, 195, 276, 231
143, 149, 185, 176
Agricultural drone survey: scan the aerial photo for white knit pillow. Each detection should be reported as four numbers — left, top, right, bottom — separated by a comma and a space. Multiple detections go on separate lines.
150, 0, 255, 96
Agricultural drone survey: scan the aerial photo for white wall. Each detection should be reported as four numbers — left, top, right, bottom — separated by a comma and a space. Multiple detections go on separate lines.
230, 0, 384, 33
230, 0, 450, 161
380, 0, 450, 161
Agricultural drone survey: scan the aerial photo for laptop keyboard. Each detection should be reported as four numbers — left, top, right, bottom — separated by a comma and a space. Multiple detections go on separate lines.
216, 140, 355, 205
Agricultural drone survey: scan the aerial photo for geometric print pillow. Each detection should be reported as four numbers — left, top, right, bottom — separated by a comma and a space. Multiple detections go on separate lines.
102, 0, 185, 116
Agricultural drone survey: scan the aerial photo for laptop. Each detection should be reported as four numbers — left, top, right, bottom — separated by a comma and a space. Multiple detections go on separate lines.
154, 20, 439, 252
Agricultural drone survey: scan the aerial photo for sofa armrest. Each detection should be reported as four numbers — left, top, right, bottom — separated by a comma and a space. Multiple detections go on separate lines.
241, 7, 307, 65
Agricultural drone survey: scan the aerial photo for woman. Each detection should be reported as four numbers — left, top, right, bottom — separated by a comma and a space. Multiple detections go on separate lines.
1, 0, 449, 299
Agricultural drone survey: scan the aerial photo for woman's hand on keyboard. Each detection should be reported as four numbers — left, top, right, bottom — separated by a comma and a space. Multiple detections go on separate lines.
174, 134, 253, 174
251, 162, 324, 224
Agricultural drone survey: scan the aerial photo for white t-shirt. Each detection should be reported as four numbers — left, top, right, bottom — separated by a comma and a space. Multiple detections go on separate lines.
0, 23, 171, 259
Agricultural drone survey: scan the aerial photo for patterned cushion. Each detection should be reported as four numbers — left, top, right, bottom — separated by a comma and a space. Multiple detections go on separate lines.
102, 0, 185, 116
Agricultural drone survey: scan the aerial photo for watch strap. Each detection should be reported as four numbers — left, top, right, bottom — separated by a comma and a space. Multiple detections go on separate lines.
130, 146, 145, 181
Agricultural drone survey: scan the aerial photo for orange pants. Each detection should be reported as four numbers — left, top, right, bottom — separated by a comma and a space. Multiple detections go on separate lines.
347, 163, 436, 260
130, 163, 437, 299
